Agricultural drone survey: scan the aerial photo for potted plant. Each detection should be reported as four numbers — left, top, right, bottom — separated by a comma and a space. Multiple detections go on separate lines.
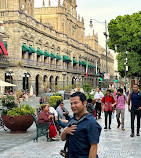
1, 95, 35, 133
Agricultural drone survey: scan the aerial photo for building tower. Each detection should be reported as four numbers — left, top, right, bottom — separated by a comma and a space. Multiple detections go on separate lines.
0, 0, 34, 17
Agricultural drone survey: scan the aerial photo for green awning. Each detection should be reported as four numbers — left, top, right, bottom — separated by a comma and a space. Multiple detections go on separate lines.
63, 55, 72, 62
29, 46, 36, 53
73, 58, 78, 64
4, 42, 7, 50
79, 61, 82, 65
22, 43, 30, 52
56, 54, 62, 60
50, 52, 56, 58
44, 51, 51, 57
37, 49, 44, 56
82, 61, 86, 66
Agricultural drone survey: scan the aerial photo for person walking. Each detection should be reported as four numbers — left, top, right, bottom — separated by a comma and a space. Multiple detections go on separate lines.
115, 88, 127, 131
60, 92, 101, 158
101, 89, 115, 129
128, 84, 141, 137
94, 87, 104, 119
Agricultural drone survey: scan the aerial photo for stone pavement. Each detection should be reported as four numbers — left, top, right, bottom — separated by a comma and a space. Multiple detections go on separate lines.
0, 99, 141, 158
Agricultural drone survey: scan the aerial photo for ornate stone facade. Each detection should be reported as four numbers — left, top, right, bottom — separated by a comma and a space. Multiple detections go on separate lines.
0, 0, 101, 95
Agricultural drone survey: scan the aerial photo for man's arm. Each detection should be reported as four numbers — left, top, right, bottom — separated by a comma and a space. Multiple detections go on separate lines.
89, 144, 98, 158
101, 102, 104, 113
128, 93, 131, 111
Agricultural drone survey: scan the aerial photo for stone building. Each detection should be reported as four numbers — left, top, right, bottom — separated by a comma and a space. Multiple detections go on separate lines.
98, 45, 115, 84
0, 0, 101, 95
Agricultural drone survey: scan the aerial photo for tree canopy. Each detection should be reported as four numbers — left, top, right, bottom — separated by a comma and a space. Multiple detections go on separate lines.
108, 11, 141, 77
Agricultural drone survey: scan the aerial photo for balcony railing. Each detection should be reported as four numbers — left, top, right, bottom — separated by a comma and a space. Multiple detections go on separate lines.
7, 57, 93, 75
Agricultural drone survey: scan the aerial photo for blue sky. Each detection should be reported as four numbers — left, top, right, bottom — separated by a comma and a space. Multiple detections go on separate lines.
34, 0, 141, 47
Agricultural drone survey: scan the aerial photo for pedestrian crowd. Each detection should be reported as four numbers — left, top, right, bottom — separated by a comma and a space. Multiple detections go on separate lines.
36, 84, 140, 158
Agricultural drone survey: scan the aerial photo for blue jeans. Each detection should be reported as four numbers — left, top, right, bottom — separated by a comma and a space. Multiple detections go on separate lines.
58, 119, 66, 128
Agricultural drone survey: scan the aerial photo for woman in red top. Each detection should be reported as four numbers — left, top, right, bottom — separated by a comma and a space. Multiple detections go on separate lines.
101, 89, 115, 129
38, 104, 59, 140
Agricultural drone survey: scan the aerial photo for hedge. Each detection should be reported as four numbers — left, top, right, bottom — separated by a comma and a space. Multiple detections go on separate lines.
49, 96, 63, 108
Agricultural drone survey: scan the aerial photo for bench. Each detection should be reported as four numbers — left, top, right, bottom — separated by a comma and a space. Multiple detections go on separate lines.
33, 116, 51, 142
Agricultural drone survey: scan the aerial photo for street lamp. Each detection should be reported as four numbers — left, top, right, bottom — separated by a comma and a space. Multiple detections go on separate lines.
6, 69, 14, 92
90, 19, 108, 87
23, 72, 30, 91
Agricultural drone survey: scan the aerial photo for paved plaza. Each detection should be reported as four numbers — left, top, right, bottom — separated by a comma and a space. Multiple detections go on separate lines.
0, 98, 141, 158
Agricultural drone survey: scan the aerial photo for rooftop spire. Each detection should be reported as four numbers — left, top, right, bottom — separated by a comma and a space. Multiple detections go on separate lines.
43, 0, 45, 7
58, 0, 61, 6
48, 0, 51, 7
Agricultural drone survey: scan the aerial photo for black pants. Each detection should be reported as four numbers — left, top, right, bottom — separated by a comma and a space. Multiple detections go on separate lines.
104, 111, 112, 127
96, 102, 101, 118
131, 108, 141, 133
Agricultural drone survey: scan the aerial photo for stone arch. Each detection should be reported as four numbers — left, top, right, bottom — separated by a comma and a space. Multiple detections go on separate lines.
51, 44, 55, 50
55, 76, 59, 86
49, 75, 54, 91
56, 46, 60, 51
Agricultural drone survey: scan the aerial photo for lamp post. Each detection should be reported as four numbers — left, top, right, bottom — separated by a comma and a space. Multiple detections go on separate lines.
23, 72, 30, 91
90, 19, 108, 88
6, 69, 14, 92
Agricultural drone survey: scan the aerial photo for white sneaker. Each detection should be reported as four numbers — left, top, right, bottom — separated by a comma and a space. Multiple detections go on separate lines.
52, 137, 60, 141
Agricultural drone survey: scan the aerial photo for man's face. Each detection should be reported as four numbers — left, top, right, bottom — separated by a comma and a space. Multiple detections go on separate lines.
60, 102, 64, 109
96, 87, 100, 92
70, 96, 86, 115
106, 91, 111, 97
133, 85, 138, 92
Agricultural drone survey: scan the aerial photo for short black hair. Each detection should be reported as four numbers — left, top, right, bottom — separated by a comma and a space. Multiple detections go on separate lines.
107, 89, 111, 93
71, 92, 87, 103
97, 86, 101, 90
87, 98, 92, 103
117, 88, 123, 93
54, 100, 62, 109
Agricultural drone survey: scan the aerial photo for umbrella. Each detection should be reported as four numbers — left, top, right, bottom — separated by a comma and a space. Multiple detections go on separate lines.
0, 80, 16, 87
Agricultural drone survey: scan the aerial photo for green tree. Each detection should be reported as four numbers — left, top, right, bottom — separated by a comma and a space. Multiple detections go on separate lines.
82, 83, 92, 94
108, 11, 141, 77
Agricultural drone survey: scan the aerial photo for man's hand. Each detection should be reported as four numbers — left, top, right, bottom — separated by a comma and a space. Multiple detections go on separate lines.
102, 109, 104, 113
138, 107, 141, 110
63, 125, 77, 135
63, 112, 68, 115
128, 106, 131, 112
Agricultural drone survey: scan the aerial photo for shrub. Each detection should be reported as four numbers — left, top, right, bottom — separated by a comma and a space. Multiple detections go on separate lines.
53, 93, 62, 96
82, 83, 92, 94
2, 94, 17, 110
49, 96, 63, 108
109, 89, 114, 93
7, 104, 35, 116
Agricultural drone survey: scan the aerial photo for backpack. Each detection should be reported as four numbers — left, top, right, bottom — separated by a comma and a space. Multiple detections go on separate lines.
103, 95, 114, 103
87, 103, 94, 114
117, 95, 126, 103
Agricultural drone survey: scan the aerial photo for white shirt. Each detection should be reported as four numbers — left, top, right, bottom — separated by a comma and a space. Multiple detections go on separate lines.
49, 107, 58, 116
94, 91, 104, 103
